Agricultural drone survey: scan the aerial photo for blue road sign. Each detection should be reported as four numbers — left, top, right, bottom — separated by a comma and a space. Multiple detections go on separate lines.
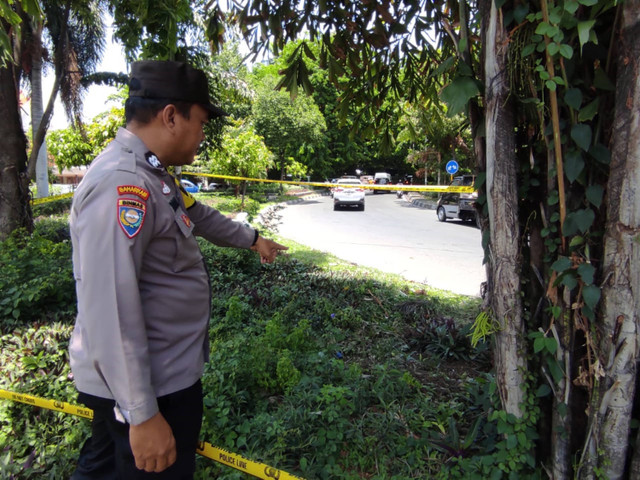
446, 160, 459, 175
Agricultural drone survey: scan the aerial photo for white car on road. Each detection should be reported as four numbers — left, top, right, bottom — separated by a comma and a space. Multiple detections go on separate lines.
333, 179, 365, 211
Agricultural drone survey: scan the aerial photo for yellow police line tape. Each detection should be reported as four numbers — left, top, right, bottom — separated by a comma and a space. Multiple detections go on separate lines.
30, 173, 474, 205
0, 388, 304, 480
183, 172, 475, 193
31, 191, 74, 206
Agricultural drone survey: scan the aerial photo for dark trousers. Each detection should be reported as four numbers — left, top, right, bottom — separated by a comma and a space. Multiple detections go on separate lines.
71, 381, 203, 480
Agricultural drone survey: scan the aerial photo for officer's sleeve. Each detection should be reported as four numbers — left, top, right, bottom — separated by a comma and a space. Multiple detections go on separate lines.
71, 171, 158, 425
177, 183, 255, 247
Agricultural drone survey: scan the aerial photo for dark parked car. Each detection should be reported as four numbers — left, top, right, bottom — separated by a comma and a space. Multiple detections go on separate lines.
436, 175, 478, 224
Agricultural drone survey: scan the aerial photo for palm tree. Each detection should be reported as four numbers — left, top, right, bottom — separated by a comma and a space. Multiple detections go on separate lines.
0, 0, 106, 237
26, 0, 106, 197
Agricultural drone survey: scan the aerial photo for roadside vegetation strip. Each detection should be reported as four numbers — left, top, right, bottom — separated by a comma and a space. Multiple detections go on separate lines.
0, 388, 305, 480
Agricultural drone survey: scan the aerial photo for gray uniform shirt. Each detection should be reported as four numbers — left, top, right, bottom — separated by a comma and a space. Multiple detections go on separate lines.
69, 128, 255, 425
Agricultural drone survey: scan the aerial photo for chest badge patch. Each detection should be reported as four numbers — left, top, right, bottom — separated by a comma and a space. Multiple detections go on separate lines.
145, 152, 163, 169
161, 181, 171, 195
117, 198, 146, 238
181, 214, 192, 228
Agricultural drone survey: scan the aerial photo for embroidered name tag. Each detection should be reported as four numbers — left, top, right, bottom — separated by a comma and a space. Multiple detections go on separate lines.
117, 199, 146, 238
117, 185, 150, 200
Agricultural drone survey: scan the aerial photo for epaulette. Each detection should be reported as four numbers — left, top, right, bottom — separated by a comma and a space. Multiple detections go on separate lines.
115, 147, 137, 173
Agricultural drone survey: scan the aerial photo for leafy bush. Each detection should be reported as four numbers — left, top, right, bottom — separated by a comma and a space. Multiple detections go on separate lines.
32, 197, 73, 218
0, 229, 75, 332
46, 107, 123, 172
0, 323, 88, 479
33, 217, 71, 243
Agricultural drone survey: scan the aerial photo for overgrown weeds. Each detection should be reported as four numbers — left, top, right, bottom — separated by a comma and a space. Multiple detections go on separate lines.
0, 206, 497, 479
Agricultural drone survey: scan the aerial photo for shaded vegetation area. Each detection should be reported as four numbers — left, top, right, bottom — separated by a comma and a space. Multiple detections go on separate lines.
0, 199, 499, 479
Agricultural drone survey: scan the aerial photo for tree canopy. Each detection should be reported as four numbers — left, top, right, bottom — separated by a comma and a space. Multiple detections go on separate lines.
251, 71, 326, 180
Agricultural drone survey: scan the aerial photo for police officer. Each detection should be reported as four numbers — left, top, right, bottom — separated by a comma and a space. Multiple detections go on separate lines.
69, 60, 288, 479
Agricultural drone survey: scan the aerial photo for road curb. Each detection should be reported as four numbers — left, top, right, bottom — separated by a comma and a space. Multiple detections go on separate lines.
405, 193, 437, 210
283, 192, 325, 204
256, 192, 326, 229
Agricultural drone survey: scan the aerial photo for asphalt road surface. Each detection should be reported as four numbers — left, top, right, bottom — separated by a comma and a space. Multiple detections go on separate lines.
273, 192, 487, 297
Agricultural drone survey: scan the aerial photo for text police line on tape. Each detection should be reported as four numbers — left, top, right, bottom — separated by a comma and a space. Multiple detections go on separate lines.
0, 389, 304, 480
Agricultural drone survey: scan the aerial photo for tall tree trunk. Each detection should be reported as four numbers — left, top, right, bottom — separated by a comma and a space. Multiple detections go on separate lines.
0, 63, 32, 240
584, 2, 640, 478
30, 21, 49, 198
473, 0, 490, 300
485, 0, 526, 417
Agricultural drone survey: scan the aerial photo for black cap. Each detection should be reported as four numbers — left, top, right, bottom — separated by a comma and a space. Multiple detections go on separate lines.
128, 60, 228, 118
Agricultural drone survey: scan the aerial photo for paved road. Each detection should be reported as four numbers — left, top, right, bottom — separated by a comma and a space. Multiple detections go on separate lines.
273, 192, 487, 297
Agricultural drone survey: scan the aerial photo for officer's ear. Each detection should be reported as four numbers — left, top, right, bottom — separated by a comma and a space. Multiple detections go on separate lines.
160, 104, 179, 131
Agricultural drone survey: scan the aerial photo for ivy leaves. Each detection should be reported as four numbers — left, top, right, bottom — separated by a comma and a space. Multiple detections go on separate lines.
551, 254, 601, 319
563, 209, 595, 236
520, 0, 614, 325
571, 124, 592, 151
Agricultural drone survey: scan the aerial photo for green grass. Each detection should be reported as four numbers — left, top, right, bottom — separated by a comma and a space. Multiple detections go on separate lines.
0, 201, 497, 479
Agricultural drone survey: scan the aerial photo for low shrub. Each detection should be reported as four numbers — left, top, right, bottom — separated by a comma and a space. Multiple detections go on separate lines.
1, 199, 500, 479
0, 228, 75, 332
32, 197, 73, 218
33, 217, 71, 243
0, 323, 88, 478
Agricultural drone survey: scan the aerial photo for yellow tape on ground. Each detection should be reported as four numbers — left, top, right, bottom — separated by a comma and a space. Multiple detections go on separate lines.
0, 389, 94, 419
196, 442, 303, 480
0, 389, 304, 480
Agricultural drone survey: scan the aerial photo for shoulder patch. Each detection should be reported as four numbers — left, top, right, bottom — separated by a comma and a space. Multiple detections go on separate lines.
117, 198, 146, 238
117, 185, 150, 201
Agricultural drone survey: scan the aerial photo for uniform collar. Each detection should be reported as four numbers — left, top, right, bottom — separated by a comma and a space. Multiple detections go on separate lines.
115, 127, 166, 172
